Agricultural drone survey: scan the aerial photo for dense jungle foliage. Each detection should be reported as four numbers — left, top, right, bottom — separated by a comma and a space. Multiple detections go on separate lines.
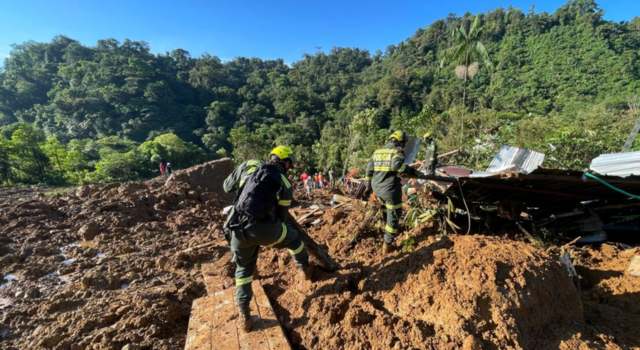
1, 0, 639, 185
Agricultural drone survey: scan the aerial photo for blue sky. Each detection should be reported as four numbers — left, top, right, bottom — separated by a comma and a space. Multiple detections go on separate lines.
0, 0, 638, 64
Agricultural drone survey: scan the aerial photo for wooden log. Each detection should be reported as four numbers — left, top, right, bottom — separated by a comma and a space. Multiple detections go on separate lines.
437, 148, 460, 159
288, 211, 339, 271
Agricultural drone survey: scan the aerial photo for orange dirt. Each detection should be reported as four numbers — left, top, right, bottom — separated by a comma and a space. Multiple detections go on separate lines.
256, 232, 584, 349
1, 168, 639, 350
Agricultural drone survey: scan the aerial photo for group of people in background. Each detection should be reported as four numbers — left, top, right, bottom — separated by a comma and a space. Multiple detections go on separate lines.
299, 169, 335, 197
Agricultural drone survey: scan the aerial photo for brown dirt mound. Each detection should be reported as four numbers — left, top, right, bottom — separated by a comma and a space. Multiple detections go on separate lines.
0, 159, 234, 350
2, 173, 639, 350
162, 157, 235, 202
571, 243, 640, 349
256, 233, 583, 349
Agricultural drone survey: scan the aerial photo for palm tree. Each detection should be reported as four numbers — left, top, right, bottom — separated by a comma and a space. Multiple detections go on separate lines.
444, 15, 492, 142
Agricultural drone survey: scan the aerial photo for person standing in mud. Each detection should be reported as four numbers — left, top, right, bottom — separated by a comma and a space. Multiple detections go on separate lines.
365, 131, 427, 254
159, 159, 167, 176
226, 146, 311, 332
328, 168, 335, 189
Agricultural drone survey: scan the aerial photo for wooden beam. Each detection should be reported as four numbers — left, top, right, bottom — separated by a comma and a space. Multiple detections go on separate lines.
185, 267, 291, 350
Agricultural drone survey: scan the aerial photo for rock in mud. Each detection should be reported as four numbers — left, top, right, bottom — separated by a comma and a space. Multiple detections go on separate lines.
80, 272, 120, 290
78, 222, 101, 240
163, 158, 234, 202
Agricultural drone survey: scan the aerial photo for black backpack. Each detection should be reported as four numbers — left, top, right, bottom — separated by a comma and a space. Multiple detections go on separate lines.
234, 163, 282, 221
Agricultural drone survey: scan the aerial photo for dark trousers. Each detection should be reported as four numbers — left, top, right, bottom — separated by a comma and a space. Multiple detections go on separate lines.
230, 219, 308, 309
375, 188, 402, 244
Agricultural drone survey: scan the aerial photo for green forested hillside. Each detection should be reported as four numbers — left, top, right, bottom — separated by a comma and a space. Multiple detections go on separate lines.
1, 0, 639, 185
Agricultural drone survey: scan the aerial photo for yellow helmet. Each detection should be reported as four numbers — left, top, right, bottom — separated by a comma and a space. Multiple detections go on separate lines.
388, 130, 407, 143
270, 145, 294, 161
423, 131, 433, 139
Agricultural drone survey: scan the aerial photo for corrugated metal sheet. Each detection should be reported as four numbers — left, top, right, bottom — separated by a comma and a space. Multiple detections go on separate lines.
470, 145, 544, 177
590, 151, 640, 177
446, 168, 640, 209
486, 145, 545, 174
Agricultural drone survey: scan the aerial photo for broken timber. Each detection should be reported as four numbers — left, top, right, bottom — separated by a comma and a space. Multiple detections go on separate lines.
288, 211, 340, 271
184, 263, 291, 350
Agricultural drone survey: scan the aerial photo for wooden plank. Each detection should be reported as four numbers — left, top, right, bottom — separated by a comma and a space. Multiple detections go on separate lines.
185, 291, 239, 350
185, 274, 291, 349
238, 281, 269, 350
253, 281, 291, 349
296, 208, 321, 225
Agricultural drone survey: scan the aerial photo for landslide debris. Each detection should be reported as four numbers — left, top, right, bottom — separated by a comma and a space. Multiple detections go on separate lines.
256, 232, 584, 349
0, 159, 233, 350
2, 160, 639, 350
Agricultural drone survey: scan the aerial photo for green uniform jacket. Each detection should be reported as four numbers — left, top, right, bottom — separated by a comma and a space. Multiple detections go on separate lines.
223, 160, 263, 194
365, 142, 420, 199
224, 160, 293, 220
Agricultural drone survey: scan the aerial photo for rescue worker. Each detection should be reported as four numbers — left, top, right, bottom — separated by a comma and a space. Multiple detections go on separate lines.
365, 131, 426, 254
423, 131, 438, 176
223, 159, 263, 194
226, 146, 310, 332
222, 159, 263, 242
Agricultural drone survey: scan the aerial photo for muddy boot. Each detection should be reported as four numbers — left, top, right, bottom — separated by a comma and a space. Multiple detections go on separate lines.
237, 305, 252, 332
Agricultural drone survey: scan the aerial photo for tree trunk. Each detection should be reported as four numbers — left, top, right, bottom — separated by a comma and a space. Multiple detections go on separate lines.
461, 70, 467, 146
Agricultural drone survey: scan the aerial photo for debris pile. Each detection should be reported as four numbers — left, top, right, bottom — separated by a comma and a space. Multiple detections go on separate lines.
429, 147, 640, 244
257, 233, 585, 349
0, 159, 234, 349
1, 157, 639, 350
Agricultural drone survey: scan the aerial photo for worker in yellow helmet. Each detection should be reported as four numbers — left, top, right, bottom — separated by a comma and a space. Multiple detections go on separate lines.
226, 146, 310, 332
365, 131, 426, 254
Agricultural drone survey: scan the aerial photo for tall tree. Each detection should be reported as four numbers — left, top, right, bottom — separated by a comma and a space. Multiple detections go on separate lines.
444, 15, 492, 143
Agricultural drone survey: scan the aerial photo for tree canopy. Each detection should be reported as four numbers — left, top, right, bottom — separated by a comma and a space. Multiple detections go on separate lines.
1, 0, 639, 185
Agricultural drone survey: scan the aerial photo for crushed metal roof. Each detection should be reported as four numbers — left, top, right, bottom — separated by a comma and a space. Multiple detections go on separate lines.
470, 145, 545, 177
590, 151, 640, 178
443, 168, 640, 211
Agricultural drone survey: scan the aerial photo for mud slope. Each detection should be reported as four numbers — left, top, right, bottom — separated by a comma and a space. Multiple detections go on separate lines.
0, 159, 233, 350
256, 233, 583, 349
2, 166, 639, 350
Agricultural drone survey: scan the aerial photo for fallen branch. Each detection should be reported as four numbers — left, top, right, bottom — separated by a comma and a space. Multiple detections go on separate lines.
437, 149, 459, 159
179, 241, 219, 254
288, 211, 339, 272
561, 236, 582, 249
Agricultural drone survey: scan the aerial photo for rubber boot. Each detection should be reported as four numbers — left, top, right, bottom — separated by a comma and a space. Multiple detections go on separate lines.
237, 305, 252, 332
